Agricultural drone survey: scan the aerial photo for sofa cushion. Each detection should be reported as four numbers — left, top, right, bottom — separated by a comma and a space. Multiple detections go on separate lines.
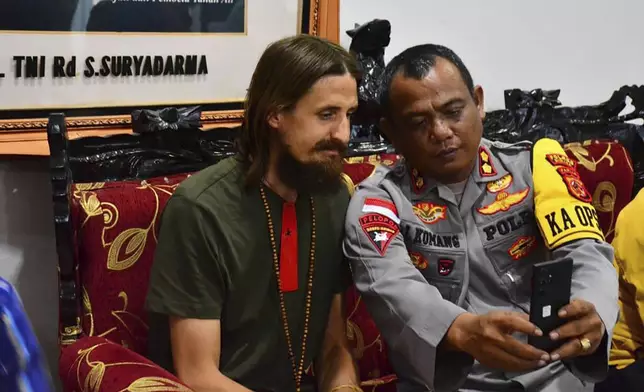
564, 140, 634, 242
71, 173, 192, 355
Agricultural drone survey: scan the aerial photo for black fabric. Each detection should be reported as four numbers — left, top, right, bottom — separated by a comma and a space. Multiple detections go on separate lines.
483, 86, 644, 197
345, 19, 393, 157
594, 360, 644, 392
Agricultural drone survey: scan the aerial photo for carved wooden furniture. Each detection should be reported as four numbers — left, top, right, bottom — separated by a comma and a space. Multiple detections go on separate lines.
48, 110, 635, 391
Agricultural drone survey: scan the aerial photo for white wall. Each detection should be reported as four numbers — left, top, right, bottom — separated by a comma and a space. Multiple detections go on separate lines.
340, 0, 644, 110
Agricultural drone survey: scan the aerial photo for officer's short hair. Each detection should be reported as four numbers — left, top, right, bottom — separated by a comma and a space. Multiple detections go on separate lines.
380, 44, 475, 117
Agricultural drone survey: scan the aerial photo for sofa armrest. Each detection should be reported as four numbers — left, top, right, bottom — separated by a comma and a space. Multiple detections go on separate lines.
59, 336, 192, 392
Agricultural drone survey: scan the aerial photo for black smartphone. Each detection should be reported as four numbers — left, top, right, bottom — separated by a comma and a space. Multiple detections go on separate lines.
528, 258, 573, 352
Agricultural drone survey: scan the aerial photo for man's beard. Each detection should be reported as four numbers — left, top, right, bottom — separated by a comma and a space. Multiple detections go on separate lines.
276, 139, 347, 196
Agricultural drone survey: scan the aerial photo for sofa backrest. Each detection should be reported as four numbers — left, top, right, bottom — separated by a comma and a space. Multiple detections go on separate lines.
66, 140, 633, 383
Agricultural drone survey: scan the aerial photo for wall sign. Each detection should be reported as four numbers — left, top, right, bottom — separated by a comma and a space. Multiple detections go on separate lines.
0, 0, 339, 154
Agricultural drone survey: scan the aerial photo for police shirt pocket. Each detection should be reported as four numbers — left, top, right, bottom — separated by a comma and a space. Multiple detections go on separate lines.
483, 231, 543, 307
428, 277, 461, 305
409, 249, 465, 304
479, 209, 536, 275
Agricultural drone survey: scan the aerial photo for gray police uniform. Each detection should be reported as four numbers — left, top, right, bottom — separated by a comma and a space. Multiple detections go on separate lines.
343, 138, 619, 392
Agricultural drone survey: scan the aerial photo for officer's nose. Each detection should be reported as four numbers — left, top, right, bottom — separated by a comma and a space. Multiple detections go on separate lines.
432, 118, 454, 142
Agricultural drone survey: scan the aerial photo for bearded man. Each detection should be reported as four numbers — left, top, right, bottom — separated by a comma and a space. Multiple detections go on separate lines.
146, 34, 362, 392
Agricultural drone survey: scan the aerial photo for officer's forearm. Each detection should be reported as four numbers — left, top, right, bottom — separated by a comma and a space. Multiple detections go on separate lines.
555, 239, 618, 382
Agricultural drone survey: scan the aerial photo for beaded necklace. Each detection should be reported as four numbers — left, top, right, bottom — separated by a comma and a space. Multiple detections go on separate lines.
259, 185, 315, 392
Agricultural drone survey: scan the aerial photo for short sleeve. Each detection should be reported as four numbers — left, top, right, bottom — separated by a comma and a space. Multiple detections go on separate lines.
332, 187, 352, 294
146, 194, 226, 320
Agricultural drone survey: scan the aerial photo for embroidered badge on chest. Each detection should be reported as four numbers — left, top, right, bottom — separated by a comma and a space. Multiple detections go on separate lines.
478, 146, 497, 177
507, 236, 537, 260
486, 174, 513, 193
438, 258, 455, 276
408, 251, 428, 270
477, 187, 530, 215
412, 202, 447, 224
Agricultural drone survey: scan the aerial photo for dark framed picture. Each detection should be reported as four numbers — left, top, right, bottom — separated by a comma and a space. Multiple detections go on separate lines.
0, 0, 340, 154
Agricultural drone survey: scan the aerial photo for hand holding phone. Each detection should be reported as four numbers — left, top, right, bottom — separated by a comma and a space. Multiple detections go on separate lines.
528, 258, 573, 352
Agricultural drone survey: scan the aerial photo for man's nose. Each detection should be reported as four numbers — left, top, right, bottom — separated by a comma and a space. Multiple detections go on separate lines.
332, 115, 351, 146
432, 118, 454, 142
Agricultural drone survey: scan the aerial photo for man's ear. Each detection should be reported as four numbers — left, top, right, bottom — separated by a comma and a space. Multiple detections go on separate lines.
473, 85, 485, 120
267, 111, 281, 130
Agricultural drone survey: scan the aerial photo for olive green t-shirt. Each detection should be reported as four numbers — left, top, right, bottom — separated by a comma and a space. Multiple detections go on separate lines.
145, 156, 351, 392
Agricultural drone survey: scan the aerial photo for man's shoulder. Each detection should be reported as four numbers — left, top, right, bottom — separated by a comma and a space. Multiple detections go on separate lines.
346, 163, 402, 218
354, 163, 396, 191
483, 138, 533, 158
174, 156, 243, 203
482, 138, 533, 177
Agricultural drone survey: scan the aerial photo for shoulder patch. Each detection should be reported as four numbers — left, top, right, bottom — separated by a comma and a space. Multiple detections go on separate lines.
532, 138, 604, 249
359, 213, 399, 256
361, 197, 400, 224
359, 197, 401, 255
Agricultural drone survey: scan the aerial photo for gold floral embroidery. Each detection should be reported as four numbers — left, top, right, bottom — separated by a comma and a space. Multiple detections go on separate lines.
71, 343, 191, 392
124, 377, 192, 391
73, 180, 182, 271
593, 181, 618, 238
83, 288, 148, 340
565, 142, 615, 172
346, 295, 384, 360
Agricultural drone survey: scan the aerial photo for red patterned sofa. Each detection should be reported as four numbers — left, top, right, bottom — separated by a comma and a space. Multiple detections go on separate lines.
47, 112, 634, 391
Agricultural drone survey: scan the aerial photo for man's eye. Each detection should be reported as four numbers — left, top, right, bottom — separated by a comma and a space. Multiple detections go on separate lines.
447, 108, 463, 119
319, 112, 335, 120
411, 118, 427, 128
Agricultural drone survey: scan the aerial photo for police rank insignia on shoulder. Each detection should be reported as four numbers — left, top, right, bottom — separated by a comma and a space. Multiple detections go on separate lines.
360, 198, 400, 255
486, 174, 513, 193
477, 188, 530, 215
411, 168, 426, 194
532, 139, 604, 250
478, 146, 497, 177
413, 202, 447, 224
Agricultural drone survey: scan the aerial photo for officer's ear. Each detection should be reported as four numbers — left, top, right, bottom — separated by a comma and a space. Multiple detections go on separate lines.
473, 85, 485, 120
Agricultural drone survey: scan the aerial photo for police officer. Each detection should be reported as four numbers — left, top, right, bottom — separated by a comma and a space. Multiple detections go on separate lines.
343, 44, 618, 392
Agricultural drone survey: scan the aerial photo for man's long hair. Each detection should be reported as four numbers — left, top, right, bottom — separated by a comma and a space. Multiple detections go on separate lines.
237, 34, 360, 186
